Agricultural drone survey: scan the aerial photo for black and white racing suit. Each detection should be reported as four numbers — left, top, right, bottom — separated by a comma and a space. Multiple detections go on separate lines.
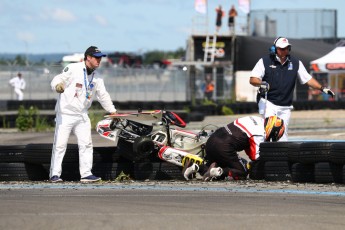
200, 116, 265, 179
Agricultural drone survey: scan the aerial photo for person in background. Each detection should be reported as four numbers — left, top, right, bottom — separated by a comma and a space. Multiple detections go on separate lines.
183, 115, 285, 181
9, 72, 26, 101
228, 5, 238, 34
215, 5, 224, 32
204, 74, 215, 100
249, 37, 335, 141
49, 46, 117, 183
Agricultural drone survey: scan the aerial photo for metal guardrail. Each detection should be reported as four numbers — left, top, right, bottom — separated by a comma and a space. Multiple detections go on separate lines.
4, 63, 340, 103
1, 64, 190, 102
1, 64, 234, 102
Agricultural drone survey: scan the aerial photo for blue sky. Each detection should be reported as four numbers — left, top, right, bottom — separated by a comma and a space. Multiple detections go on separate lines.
0, 0, 344, 54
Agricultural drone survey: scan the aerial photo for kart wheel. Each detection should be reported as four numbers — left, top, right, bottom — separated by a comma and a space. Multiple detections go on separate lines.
133, 136, 154, 158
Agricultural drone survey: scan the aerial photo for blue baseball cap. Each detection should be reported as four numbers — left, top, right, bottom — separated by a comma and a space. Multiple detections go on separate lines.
84, 46, 106, 58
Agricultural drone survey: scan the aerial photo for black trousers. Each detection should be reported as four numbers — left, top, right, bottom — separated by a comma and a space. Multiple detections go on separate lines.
200, 124, 249, 179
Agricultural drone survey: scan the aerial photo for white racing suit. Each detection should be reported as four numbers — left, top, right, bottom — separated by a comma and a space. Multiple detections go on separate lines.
49, 62, 116, 178
9, 76, 26, 101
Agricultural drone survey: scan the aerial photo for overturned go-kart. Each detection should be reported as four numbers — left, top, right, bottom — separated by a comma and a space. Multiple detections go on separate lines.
96, 110, 215, 167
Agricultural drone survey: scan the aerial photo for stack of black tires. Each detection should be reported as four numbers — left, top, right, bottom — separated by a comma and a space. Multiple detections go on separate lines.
1, 141, 345, 183
250, 141, 345, 184
0, 142, 184, 181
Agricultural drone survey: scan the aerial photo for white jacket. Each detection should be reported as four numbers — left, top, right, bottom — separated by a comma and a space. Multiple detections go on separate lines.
51, 62, 116, 115
234, 116, 265, 160
9, 76, 26, 90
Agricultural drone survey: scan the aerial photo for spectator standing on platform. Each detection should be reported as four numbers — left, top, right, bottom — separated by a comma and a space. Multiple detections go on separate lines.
9, 72, 26, 101
249, 37, 335, 141
228, 5, 238, 34
215, 5, 224, 32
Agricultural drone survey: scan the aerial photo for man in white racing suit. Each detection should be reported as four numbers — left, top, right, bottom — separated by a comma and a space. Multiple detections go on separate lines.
183, 115, 285, 181
9, 72, 26, 101
49, 46, 117, 183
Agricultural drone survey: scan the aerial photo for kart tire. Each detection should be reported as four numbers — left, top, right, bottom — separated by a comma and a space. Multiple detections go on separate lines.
133, 136, 154, 159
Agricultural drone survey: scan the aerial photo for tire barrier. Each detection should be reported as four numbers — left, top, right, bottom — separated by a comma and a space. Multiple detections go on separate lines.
298, 142, 335, 164
314, 162, 343, 184
291, 163, 314, 183
252, 141, 345, 184
264, 161, 292, 182
0, 143, 176, 181
0, 145, 26, 163
133, 162, 184, 181
1, 141, 345, 183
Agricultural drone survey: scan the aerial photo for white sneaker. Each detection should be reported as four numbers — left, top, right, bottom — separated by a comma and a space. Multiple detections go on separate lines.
203, 162, 223, 181
182, 159, 200, 181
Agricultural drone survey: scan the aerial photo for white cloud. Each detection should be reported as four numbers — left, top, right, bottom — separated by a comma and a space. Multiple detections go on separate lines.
51, 8, 76, 22
94, 15, 108, 26
17, 32, 35, 43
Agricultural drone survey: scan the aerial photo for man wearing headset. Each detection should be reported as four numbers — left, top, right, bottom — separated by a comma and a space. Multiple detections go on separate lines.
249, 37, 335, 141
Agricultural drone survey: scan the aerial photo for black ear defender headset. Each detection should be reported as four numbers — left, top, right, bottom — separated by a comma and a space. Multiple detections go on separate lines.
269, 37, 291, 56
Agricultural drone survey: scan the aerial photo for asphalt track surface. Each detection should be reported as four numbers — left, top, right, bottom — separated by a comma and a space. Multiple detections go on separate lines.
1, 110, 345, 229
0, 181, 345, 230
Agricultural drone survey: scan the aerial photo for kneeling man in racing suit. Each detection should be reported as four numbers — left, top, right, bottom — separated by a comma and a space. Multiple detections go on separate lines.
183, 115, 285, 181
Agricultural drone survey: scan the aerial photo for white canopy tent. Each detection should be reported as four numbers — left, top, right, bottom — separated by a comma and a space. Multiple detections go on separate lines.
310, 40, 345, 101
310, 44, 345, 73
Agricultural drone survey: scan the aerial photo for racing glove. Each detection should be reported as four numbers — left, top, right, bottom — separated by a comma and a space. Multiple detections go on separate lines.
258, 81, 270, 94
55, 83, 65, 93
321, 87, 335, 98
